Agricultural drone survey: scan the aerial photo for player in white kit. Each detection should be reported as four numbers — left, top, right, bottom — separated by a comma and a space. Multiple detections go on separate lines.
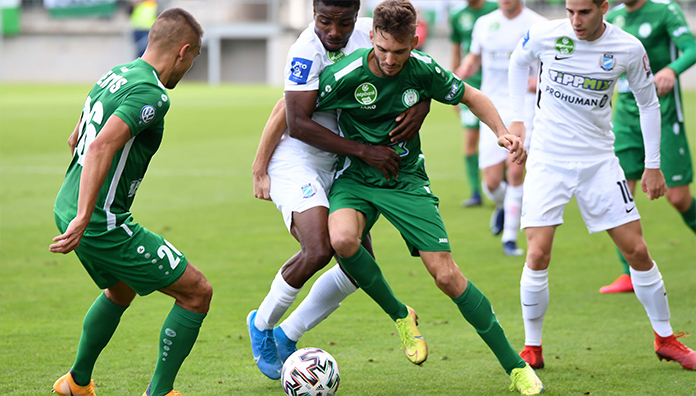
248, 0, 430, 380
507, 0, 696, 371
456, 0, 545, 257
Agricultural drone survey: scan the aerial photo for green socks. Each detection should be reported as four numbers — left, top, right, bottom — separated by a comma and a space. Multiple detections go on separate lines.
616, 246, 631, 276
71, 292, 128, 386
465, 154, 480, 195
338, 246, 408, 321
148, 304, 206, 396
453, 281, 526, 375
680, 197, 696, 233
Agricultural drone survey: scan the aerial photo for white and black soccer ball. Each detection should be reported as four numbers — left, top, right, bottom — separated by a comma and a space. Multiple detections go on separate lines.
281, 347, 340, 396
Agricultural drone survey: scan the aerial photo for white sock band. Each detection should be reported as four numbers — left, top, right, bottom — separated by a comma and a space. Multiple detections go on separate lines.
255, 269, 301, 331
630, 262, 672, 337
502, 184, 524, 243
482, 180, 507, 206
280, 265, 358, 341
520, 264, 549, 346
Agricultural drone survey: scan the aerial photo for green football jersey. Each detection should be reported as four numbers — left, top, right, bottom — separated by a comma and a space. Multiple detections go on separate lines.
315, 48, 466, 188
54, 58, 171, 232
606, 0, 696, 119
449, 0, 498, 88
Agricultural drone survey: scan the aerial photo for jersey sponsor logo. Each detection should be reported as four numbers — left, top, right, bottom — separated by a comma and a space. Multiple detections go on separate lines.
328, 51, 345, 63
389, 141, 409, 157
301, 183, 316, 199
522, 30, 530, 48
354, 82, 378, 105
638, 22, 652, 38
402, 89, 419, 107
127, 178, 142, 197
289, 57, 313, 84
548, 69, 612, 91
600, 53, 615, 71
544, 86, 610, 108
140, 105, 156, 124
554, 36, 575, 55
445, 81, 461, 101
611, 15, 626, 29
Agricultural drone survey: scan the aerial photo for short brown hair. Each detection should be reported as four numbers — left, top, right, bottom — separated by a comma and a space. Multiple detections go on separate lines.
372, 0, 417, 42
148, 8, 204, 50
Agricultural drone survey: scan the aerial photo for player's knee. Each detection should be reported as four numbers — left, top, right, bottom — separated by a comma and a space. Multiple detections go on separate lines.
329, 232, 360, 258
526, 246, 551, 269
666, 188, 691, 212
297, 243, 334, 277
622, 241, 650, 264
432, 267, 464, 296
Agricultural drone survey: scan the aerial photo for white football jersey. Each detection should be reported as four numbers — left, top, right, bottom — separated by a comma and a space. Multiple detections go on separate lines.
274, 18, 373, 165
470, 8, 546, 110
509, 19, 656, 162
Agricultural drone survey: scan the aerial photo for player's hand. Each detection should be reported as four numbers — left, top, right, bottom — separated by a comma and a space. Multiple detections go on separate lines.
49, 217, 88, 254
498, 134, 527, 165
361, 145, 401, 181
653, 67, 676, 97
455, 63, 473, 80
389, 99, 431, 143
253, 172, 271, 201
641, 168, 667, 200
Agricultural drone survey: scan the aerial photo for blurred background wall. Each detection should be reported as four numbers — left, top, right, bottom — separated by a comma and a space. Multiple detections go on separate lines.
1, 0, 695, 87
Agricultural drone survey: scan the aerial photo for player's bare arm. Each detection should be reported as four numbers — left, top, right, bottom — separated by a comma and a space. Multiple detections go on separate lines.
252, 97, 287, 200
455, 53, 481, 81
286, 89, 401, 180
67, 115, 82, 155
49, 115, 132, 254
388, 98, 431, 143
461, 83, 526, 164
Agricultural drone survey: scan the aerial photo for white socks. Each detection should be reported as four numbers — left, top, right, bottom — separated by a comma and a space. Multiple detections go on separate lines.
630, 263, 673, 337
520, 264, 549, 346
502, 184, 523, 243
280, 264, 358, 342
482, 180, 507, 207
255, 269, 301, 331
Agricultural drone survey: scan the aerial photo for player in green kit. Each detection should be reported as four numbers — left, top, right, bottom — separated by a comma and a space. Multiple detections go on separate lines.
449, 0, 497, 207
296, 1, 544, 393
601, 0, 696, 294
49, 9, 211, 396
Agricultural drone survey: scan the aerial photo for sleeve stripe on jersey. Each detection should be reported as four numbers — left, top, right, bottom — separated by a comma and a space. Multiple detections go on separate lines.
410, 52, 432, 64
334, 58, 363, 81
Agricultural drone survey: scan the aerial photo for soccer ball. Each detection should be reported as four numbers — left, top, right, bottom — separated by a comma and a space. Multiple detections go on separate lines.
281, 347, 340, 396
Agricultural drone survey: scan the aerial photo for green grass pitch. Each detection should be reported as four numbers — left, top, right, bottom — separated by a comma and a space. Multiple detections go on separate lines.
0, 83, 694, 395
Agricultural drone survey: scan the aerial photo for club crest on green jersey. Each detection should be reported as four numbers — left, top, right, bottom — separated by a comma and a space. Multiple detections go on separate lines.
355, 83, 378, 105
328, 51, 345, 63
638, 22, 652, 37
402, 89, 419, 107
612, 15, 626, 29
555, 37, 575, 55
459, 14, 474, 30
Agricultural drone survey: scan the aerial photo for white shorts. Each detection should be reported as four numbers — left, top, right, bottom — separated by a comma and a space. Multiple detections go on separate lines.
478, 100, 534, 170
521, 156, 641, 233
268, 157, 336, 232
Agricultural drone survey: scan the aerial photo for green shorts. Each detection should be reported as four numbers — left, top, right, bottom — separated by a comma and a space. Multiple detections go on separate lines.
614, 111, 693, 187
56, 214, 188, 296
328, 178, 451, 256
459, 104, 480, 130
